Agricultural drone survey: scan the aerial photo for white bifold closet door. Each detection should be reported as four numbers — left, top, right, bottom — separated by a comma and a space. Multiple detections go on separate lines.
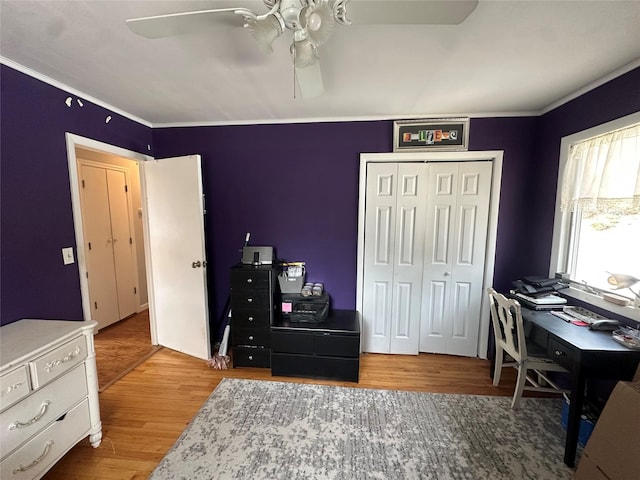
362, 161, 492, 356
362, 163, 428, 354
419, 161, 492, 356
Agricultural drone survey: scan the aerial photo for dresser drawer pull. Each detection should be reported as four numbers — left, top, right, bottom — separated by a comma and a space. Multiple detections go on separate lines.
246, 278, 253, 284
45, 346, 82, 372
9, 400, 51, 430
249, 336, 254, 341
6, 381, 25, 393
248, 317, 254, 322
13, 440, 54, 473
248, 355, 253, 361
554, 350, 566, 357
247, 298, 253, 303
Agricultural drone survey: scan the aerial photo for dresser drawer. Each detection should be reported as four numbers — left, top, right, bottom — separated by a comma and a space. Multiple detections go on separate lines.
231, 269, 273, 291
1, 364, 88, 458
232, 309, 272, 329
271, 331, 315, 354
30, 336, 87, 388
232, 347, 271, 368
1, 399, 90, 480
231, 290, 273, 309
232, 328, 270, 348
316, 333, 359, 358
1, 366, 31, 412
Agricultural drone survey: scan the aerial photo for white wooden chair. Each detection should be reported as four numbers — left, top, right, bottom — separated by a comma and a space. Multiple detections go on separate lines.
487, 287, 569, 409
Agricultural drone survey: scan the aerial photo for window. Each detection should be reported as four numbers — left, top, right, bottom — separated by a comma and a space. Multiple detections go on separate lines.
550, 112, 640, 321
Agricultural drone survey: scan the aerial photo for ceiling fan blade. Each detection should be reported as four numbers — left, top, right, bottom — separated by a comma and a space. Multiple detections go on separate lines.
126, 8, 253, 39
295, 61, 324, 98
343, 0, 478, 25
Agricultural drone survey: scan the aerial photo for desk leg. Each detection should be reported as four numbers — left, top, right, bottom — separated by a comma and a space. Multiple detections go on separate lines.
564, 369, 586, 468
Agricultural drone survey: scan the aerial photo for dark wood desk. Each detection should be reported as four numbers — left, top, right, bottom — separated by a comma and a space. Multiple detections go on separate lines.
521, 309, 640, 467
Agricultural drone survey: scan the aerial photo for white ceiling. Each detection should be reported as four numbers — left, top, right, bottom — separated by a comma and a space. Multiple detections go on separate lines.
1, 0, 639, 126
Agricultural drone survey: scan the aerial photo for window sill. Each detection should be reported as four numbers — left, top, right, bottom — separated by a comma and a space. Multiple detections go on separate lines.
563, 287, 640, 323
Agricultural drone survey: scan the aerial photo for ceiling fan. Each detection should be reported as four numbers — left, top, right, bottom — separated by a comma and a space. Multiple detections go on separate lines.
126, 0, 478, 98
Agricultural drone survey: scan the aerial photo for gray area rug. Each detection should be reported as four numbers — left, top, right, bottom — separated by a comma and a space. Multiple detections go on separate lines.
150, 378, 574, 479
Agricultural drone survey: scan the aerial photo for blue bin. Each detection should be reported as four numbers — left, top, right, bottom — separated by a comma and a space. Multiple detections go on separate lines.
561, 400, 596, 447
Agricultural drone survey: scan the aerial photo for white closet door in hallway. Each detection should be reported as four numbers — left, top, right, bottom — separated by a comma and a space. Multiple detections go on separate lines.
361, 160, 493, 356
419, 161, 492, 357
79, 162, 138, 330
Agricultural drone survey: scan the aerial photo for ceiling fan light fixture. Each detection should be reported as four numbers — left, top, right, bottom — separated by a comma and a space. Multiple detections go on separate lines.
302, 1, 335, 46
292, 36, 319, 68
246, 13, 284, 54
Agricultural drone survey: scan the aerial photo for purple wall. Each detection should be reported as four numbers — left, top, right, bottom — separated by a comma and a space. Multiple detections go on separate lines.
152, 118, 539, 327
2, 62, 638, 332
1, 65, 152, 325
530, 67, 640, 272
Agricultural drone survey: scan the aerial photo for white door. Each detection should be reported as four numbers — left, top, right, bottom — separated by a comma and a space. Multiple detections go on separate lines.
79, 163, 138, 330
143, 155, 211, 360
420, 161, 492, 356
106, 169, 138, 319
362, 163, 427, 354
80, 164, 120, 329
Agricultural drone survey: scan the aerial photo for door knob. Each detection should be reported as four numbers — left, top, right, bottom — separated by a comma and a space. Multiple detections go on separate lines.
192, 261, 202, 268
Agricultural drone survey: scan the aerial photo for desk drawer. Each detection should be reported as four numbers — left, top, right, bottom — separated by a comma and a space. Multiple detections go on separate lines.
548, 338, 576, 371
1, 367, 31, 412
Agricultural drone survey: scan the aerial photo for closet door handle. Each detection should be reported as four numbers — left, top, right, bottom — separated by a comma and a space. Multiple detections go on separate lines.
192, 261, 202, 268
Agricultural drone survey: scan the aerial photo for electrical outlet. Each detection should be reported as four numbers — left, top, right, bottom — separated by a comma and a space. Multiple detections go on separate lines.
62, 247, 75, 265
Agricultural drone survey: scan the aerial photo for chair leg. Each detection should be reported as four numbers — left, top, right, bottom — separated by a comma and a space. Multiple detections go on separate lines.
511, 364, 528, 409
493, 348, 504, 387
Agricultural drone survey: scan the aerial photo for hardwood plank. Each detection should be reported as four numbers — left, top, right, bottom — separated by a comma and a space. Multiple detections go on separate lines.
43, 347, 535, 479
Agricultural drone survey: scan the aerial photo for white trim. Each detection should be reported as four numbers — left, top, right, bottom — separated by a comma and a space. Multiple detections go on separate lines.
540, 59, 640, 115
65, 134, 158, 342
563, 287, 640, 323
356, 150, 503, 359
2, 57, 151, 127
151, 112, 538, 128
549, 111, 640, 323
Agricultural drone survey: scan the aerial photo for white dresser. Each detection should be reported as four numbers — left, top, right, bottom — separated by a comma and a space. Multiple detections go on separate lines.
0, 319, 102, 479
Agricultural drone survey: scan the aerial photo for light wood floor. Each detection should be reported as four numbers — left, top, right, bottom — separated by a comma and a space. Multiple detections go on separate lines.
43, 347, 526, 479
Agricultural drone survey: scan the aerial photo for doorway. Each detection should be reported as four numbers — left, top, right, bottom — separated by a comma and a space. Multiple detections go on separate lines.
356, 151, 503, 359
66, 134, 212, 361
76, 154, 147, 330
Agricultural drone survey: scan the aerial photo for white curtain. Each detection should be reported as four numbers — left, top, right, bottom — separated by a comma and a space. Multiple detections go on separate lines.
561, 123, 640, 213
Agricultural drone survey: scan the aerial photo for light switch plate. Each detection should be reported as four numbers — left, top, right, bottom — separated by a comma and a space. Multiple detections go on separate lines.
62, 247, 75, 265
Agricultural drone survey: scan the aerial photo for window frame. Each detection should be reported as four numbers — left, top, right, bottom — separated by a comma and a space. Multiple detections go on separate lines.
549, 111, 640, 323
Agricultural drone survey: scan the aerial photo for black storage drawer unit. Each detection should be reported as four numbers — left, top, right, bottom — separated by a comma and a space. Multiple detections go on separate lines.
271, 309, 360, 382
230, 264, 279, 368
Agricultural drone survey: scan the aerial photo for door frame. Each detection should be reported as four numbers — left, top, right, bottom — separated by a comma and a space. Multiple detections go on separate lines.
65, 133, 159, 343
356, 151, 504, 359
